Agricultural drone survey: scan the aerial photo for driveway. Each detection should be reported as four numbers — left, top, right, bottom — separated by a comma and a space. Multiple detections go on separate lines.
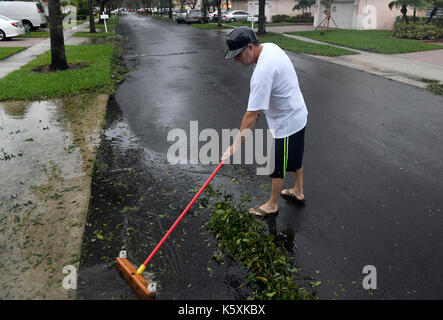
392, 48, 443, 67
77, 14, 443, 300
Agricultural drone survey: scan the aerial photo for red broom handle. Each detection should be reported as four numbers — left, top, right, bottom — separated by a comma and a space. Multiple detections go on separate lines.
140, 161, 225, 269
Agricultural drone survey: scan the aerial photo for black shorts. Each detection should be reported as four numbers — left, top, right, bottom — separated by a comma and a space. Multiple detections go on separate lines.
270, 127, 305, 179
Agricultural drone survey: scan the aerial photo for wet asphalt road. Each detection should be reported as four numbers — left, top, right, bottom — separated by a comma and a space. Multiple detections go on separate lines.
78, 14, 443, 300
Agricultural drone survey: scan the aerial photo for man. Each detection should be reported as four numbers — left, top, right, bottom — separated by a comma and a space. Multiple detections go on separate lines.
221, 27, 308, 217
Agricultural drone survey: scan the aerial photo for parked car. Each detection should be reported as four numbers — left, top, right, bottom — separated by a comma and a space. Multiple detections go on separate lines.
161, 8, 175, 15
209, 10, 227, 22
176, 9, 189, 24
0, 14, 25, 41
0, 1, 47, 30
185, 10, 202, 24
222, 10, 250, 23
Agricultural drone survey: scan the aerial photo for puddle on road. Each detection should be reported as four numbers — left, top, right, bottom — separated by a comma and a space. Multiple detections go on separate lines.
76, 97, 268, 300
0, 94, 107, 299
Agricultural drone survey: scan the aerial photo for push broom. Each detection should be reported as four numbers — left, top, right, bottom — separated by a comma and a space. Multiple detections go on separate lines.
116, 160, 225, 299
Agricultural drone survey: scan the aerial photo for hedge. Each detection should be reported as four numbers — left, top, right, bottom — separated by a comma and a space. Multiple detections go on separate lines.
272, 13, 313, 23
393, 21, 443, 40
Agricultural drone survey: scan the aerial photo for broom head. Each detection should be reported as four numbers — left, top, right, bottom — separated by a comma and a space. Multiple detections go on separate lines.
116, 257, 156, 300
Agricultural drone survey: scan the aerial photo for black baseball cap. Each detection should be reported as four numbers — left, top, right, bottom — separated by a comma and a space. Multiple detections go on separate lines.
224, 26, 259, 60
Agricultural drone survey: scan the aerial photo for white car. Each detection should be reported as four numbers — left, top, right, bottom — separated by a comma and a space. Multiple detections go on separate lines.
0, 14, 25, 41
0, 1, 47, 30
222, 10, 250, 23
209, 10, 227, 22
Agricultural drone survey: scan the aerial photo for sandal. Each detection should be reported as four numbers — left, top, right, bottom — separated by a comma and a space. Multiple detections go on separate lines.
281, 189, 305, 203
249, 205, 278, 217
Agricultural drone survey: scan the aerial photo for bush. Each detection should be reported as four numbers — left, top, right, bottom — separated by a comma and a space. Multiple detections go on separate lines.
393, 21, 443, 40
430, 17, 443, 27
395, 15, 427, 23
254, 14, 267, 21
77, 14, 88, 21
77, 7, 90, 16
272, 14, 291, 23
272, 14, 313, 23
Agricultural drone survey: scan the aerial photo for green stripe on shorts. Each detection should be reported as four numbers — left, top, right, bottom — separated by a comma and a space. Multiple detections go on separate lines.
283, 136, 289, 178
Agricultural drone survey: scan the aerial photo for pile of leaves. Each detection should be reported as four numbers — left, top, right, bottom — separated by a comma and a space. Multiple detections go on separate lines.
202, 185, 312, 300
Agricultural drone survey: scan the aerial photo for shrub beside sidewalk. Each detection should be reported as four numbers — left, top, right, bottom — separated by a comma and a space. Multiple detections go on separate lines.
393, 21, 443, 40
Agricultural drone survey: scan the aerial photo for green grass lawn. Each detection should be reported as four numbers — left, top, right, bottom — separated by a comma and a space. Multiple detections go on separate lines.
73, 31, 116, 37
62, 21, 86, 29
94, 18, 118, 30
258, 32, 358, 57
286, 29, 443, 54
17, 22, 86, 38
0, 45, 115, 101
0, 47, 27, 61
17, 31, 50, 38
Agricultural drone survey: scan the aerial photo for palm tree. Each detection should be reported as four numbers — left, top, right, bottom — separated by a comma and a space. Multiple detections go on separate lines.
293, 0, 316, 14
388, 0, 414, 24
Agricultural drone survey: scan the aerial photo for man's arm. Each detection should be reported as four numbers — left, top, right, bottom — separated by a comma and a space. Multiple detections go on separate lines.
221, 110, 260, 161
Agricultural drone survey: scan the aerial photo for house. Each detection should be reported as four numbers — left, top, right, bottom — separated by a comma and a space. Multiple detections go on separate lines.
230, 0, 426, 30
313, 0, 406, 30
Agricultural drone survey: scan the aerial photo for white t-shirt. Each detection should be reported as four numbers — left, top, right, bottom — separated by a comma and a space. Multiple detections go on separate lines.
247, 42, 308, 139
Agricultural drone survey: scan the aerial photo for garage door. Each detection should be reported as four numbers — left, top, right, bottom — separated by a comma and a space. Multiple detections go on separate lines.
321, 1, 354, 29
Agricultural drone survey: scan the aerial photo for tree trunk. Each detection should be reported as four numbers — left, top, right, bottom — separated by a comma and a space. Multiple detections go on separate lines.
401, 5, 409, 24
202, 0, 208, 23
168, 0, 172, 19
88, 0, 96, 33
99, 0, 105, 24
48, 0, 68, 71
226, 0, 228, 10
217, 0, 222, 27
426, 7, 438, 24
258, 0, 265, 35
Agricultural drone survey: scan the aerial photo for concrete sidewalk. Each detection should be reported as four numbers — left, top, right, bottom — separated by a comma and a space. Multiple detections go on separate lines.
0, 20, 91, 79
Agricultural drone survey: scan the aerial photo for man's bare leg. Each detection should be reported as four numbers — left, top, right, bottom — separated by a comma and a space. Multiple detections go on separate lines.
250, 178, 284, 215
282, 165, 304, 201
